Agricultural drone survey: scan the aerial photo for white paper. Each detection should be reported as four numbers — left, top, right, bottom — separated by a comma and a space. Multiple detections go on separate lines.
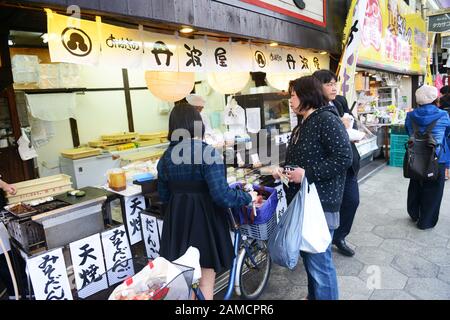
27, 248, 73, 300
250, 153, 260, 165
124, 195, 145, 245
246, 108, 261, 133
69, 234, 107, 298
141, 213, 164, 259
101, 225, 134, 286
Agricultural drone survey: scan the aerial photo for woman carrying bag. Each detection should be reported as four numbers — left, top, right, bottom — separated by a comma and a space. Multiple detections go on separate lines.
272, 76, 352, 300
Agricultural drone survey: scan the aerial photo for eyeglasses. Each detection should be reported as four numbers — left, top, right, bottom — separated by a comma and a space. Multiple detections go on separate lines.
324, 82, 337, 88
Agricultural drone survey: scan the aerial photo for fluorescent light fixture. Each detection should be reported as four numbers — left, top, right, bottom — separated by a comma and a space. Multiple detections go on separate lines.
319, 51, 328, 55
269, 42, 278, 47
179, 27, 194, 34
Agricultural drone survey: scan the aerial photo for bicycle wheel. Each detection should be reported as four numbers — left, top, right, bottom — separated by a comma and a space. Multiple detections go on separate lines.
235, 239, 271, 300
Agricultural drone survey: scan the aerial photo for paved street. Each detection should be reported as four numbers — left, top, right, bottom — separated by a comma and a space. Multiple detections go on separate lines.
259, 166, 450, 300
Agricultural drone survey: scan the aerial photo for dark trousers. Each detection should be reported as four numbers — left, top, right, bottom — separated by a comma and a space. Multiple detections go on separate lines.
407, 164, 446, 230
333, 170, 360, 242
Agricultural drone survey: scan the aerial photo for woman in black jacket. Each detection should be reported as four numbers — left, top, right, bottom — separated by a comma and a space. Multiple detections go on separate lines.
273, 76, 352, 300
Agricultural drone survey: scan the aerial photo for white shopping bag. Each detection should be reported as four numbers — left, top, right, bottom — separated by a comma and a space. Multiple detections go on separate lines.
300, 178, 332, 253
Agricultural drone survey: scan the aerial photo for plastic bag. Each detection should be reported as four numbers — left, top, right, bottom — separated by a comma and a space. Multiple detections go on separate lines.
299, 179, 331, 253
267, 188, 303, 270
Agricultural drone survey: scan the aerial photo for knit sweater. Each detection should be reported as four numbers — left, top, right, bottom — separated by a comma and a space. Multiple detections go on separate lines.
284, 106, 353, 212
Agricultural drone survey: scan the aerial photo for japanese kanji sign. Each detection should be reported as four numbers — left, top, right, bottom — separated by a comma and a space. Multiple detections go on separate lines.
101, 225, 134, 286
69, 234, 107, 298
27, 248, 73, 300
46, 9, 329, 72
124, 195, 145, 245
141, 212, 164, 259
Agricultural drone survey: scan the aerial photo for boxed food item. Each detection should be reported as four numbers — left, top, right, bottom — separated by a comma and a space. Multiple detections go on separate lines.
6, 174, 73, 204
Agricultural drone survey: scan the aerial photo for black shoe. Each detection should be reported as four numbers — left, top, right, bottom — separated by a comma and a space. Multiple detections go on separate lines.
333, 239, 355, 257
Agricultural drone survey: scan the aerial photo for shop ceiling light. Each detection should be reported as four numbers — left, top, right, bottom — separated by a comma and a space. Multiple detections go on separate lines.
319, 51, 328, 55
180, 27, 194, 34
145, 71, 195, 102
269, 42, 278, 47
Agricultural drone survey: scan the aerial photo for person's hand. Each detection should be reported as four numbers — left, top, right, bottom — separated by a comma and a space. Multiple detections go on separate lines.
272, 167, 284, 180
3, 183, 16, 195
248, 191, 258, 202
341, 116, 352, 129
285, 167, 305, 184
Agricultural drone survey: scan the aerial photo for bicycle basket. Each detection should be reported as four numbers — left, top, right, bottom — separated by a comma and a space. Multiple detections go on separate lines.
239, 213, 277, 241
230, 183, 278, 225
77, 257, 194, 300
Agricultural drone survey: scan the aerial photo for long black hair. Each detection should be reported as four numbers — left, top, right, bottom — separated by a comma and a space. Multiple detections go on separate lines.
288, 75, 328, 113
167, 103, 205, 141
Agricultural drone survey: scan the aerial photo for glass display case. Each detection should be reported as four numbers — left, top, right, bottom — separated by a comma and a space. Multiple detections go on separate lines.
234, 92, 291, 134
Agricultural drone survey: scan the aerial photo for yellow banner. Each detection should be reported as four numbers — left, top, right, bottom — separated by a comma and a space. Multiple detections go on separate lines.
343, 0, 427, 75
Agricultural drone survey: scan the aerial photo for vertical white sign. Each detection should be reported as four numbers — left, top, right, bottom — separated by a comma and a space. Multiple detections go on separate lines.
251, 44, 271, 72
142, 31, 179, 71
124, 195, 145, 245
266, 47, 285, 73
69, 234, 107, 298
229, 42, 253, 72
206, 40, 232, 72
275, 185, 288, 223
101, 225, 134, 286
27, 248, 73, 300
99, 23, 143, 69
141, 213, 164, 259
46, 10, 101, 66
337, 0, 369, 104
178, 38, 208, 72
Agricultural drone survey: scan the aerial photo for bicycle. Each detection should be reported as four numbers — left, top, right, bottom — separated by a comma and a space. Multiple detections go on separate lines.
192, 207, 276, 300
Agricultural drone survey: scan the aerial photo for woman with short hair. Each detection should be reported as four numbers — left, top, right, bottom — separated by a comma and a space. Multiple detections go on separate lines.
273, 76, 352, 300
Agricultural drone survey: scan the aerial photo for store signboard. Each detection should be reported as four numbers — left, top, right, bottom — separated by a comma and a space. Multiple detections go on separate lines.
344, 0, 427, 75
69, 234, 108, 298
101, 225, 134, 286
237, 0, 326, 27
45, 9, 329, 73
124, 195, 145, 245
428, 13, 450, 33
141, 212, 163, 260
27, 248, 73, 300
